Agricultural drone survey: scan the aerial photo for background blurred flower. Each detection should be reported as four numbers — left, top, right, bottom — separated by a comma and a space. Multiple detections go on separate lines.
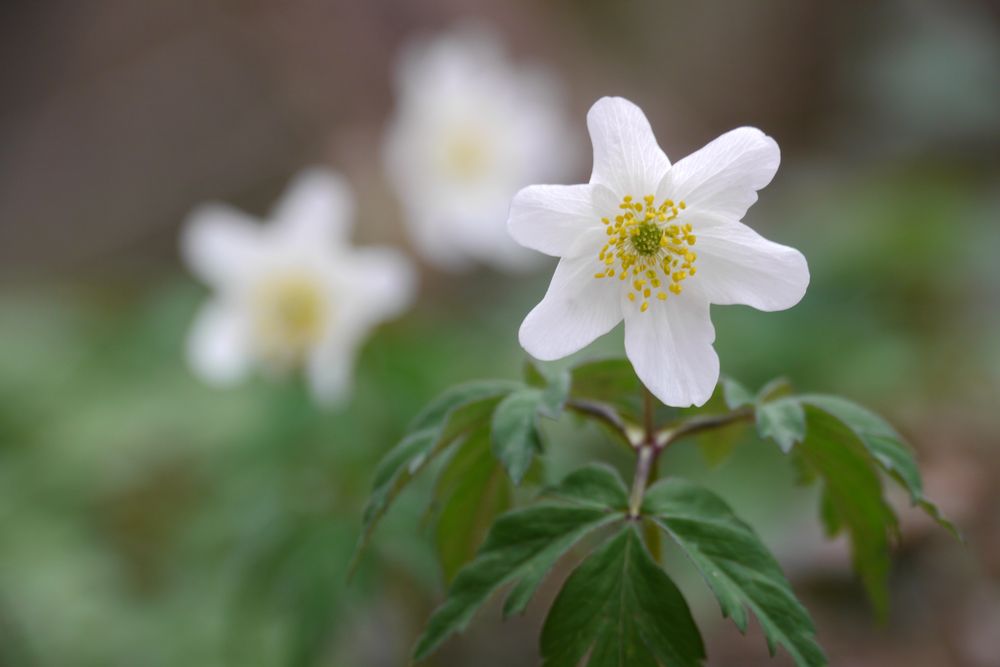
383, 23, 577, 272
181, 167, 415, 404
511, 97, 808, 407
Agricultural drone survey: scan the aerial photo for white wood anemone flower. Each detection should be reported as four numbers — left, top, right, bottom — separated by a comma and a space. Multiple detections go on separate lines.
181, 168, 415, 405
383, 24, 576, 272
509, 97, 809, 407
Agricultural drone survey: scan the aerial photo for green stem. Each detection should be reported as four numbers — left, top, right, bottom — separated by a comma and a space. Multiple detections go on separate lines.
658, 407, 754, 448
628, 387, 659, 518
628, 444, 655, 518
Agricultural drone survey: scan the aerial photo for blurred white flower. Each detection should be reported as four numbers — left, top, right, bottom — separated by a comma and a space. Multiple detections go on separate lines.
181, 168, 415, 404
509, 97, 808, 407
383, 24, 576, 271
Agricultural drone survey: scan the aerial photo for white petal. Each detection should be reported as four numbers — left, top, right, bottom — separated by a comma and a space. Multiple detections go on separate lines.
623, 292, 719, 407
693, 215, 809, 311
519, 255, 622, 361
587, 97, 670, 197
271, 167, 353, 245
180, 204, 262, 289
186, 300, 252, 386
306, 336, 357, 406
339, 247, 417, 328
659, 127, 779, 220
507, 184, 600, 257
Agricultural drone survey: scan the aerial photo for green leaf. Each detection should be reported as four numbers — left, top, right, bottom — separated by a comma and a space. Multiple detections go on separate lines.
799, 395, 958, 538
756, 397, 807, 453
569, 358, 643, 422
756, 376, 794, 402
542, 463, 629, 510
356, 380, 519, 557
795, 405, 897, 618
643, 479, 826, 667
524, 359, 548, 388
540, 525, 705, 667
413, 504, 621, 660
524, 360, 571, 419
691, 384, 747, 467
722, 377, 754, 409
539, 369, 571, 419
434, 428, 511, 582
491, 389, 545, 485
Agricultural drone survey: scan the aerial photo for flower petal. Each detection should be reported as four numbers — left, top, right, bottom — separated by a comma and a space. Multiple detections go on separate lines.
186, 300, 252, 386
519, 255, 623, 361
587, 96, 670, 197
692, 214, 809, 311
623, 291, 719, 407
180, 204, 263, 289
307, 335, 358, 406
338, 247, 417, 328
271, 167, 354, 245
507, 183, 600, 257
659, 127, 779, 220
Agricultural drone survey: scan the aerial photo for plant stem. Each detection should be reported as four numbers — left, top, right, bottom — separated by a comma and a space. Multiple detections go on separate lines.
628, 387, 659, 518
565, 399, 632, 449
643, 386, 655, 444
658, 407, 754, 448
628, 444, 654, 518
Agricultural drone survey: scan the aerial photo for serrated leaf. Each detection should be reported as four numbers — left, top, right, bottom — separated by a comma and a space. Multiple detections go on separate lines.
356, 381, 519, 560
757, 397, 807, 453
540, 525, 705, 667
434, 428, 511, 582
796, 405, 897, 618
413, 504, 621, 660
542, 463, 629, 510
799, 395, 958, 538
643, 479, 826, 667
492, 389, 545, 485
756, 377, 794, 402
722, 377, 755, 409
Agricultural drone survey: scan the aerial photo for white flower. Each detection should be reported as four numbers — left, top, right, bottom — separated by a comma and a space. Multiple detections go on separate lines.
509, 97, 809, 407
383, 24, 576, 271
181, 167, 415, 404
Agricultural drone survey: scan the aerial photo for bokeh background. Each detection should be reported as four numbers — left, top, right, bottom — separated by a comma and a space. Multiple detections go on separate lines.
2, 1, 999, 665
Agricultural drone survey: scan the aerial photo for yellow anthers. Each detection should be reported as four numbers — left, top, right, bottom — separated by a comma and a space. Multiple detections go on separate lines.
592, 193, 696, 312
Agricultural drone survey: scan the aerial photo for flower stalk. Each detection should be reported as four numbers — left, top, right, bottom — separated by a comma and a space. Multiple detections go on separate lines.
628, 444, 655, 518
626, 385, 755, 518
